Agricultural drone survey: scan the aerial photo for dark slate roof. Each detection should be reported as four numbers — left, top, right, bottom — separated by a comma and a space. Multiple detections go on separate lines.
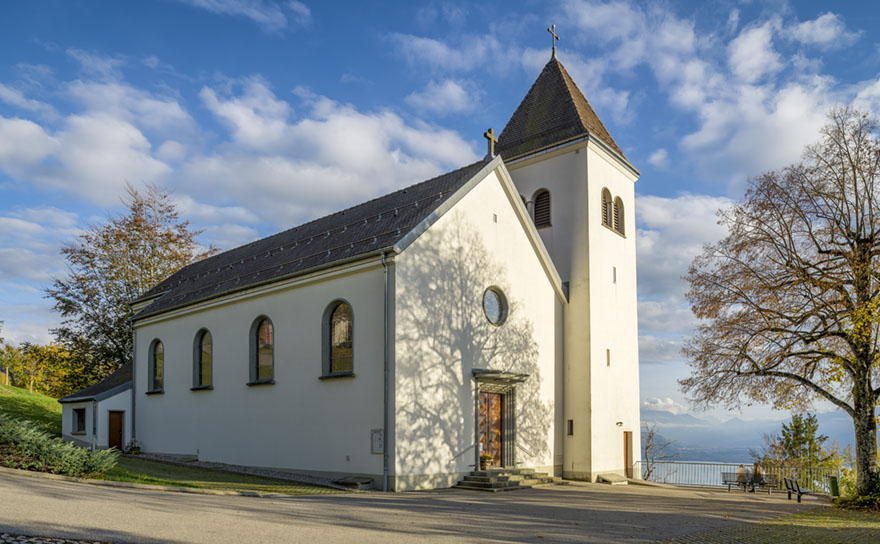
496, 57, 626, 161
132, 158, 490, 320
58, 362, 132, 404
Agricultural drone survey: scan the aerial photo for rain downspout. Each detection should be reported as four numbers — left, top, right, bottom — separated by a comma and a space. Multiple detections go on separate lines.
91, 400, 97, 451
381, 252, 390, 492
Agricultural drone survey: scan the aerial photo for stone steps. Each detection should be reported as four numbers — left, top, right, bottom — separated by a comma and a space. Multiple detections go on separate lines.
454, 468, 566, 492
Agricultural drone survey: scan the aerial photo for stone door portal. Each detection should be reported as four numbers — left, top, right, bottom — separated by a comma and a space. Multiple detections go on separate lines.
479, 392, 503, 467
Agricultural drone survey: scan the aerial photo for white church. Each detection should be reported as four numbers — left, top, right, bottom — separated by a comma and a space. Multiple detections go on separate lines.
126, 47, 641, 491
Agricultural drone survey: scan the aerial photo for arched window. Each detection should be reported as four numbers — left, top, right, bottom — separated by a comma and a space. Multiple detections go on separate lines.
149, 340, 164, 392
601, 188, 613, 228
613, 197, 625, 236
533, 189, 551, 228
193, 329, 212, 389
323, 301, 354, 376
249, 317, 274, 384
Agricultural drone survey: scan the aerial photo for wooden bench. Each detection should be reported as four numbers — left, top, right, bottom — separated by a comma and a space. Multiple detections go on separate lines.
784, 477, 815, 503
721, 471, 749, 492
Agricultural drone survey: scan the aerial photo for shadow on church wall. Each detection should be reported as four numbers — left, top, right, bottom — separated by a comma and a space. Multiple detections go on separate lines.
395, 212, 553, 477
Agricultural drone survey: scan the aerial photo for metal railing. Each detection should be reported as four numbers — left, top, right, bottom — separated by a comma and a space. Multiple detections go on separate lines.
634, 460, 840, 494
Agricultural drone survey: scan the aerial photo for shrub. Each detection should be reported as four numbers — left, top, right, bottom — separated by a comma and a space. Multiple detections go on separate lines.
834, 474, 880, 511
0, 412, 118, 477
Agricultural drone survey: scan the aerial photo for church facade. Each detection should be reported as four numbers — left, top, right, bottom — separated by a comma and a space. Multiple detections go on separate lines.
129, 54, 640, 491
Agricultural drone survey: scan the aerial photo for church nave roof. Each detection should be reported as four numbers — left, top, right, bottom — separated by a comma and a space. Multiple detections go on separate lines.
132, 158, 490, 320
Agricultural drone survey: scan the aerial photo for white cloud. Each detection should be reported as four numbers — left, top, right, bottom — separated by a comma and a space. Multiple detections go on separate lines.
639, 335, 683, 364
66, 49, 124, 80
728, 22, 782, 83
647, 148, 669, 169
200, 77, 292, 151
66, 81, 194, 136
636, 193, 733, 298
188, 84, 478, 228
388, 33, 514, 74
0, 116, 59, 176
177, 0, 311, 33
0, 84, 57, 119
642, 397, 689, 415
789, 13, 860, 48
405, 80, 479, 115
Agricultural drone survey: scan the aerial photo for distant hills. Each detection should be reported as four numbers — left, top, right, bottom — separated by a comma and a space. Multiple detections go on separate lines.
640, 408, 856, 463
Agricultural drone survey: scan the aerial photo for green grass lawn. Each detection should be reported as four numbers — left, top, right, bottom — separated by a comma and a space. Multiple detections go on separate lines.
98, 456, 347, 495
0, 383, 62, 435
663, 507, 880, 543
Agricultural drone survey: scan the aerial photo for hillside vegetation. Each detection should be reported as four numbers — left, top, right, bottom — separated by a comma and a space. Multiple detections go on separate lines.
0, 383, 62, 436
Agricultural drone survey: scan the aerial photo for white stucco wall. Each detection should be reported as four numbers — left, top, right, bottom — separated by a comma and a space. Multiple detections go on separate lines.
507, 139, 641, 480
585, 142, 641, 476
133, 263, 387, 481
393, 166, 562, 490
61, 390, 132, 450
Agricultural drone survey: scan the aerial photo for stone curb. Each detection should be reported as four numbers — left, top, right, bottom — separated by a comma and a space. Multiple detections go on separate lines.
0, 465, 308, 499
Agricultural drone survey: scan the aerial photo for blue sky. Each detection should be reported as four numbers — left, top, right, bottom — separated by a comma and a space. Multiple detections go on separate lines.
2, 0, 880, 439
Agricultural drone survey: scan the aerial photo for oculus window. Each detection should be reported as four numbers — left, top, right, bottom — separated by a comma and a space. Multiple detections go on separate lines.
482, 287, 508, 326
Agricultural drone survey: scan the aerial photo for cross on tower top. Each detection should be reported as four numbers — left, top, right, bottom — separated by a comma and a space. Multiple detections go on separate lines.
483, 128, 498, 158
547, 24, 559, 59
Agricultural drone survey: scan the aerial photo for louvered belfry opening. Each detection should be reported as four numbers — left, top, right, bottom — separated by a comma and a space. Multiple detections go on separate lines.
602, 189, 612, 227
533, 189, 551, 228
613, 197, 624, 235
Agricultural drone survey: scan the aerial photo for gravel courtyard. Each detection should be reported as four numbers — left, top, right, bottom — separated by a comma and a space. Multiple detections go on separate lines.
0, 470, 827, 543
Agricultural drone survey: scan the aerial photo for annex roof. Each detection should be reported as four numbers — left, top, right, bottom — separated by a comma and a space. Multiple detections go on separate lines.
58, 362, 132, 404
132, 159, 491, 320
496, 57, 625, 161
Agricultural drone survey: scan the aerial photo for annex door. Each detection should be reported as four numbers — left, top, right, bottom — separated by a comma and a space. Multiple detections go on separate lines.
624, 430, 634, 478
479, 392, 503, 467
108, 411, 124, 450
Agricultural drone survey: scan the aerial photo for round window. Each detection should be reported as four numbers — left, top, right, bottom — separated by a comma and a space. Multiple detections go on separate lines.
482, 287, 508, 326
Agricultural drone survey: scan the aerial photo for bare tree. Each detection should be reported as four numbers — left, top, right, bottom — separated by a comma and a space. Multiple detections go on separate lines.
642, 422, 676, 481
683, 107, 880, 496
47, 184, 216, 376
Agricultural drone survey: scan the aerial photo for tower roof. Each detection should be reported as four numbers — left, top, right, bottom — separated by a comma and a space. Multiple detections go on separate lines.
496, 57, 625, 161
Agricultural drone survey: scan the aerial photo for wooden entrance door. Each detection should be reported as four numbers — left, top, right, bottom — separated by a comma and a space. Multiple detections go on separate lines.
108, 411, 123, 450
479, 392, 503, 467
623, 430, 633, 478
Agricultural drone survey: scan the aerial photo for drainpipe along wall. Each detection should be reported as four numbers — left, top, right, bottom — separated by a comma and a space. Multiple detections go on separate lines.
382, 251, 391, 491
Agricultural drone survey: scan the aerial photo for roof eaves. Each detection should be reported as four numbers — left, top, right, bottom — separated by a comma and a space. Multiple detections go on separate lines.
58, 381, 132, 404
131, 248, 393, 322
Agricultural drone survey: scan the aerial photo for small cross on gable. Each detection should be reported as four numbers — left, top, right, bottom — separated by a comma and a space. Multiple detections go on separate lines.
483, 128, 498, 158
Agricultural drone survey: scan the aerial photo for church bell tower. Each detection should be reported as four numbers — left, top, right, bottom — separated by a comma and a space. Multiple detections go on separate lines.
496, 40, 641, 481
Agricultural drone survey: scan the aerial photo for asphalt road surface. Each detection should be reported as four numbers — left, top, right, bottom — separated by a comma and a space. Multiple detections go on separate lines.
0, 471, 824, 543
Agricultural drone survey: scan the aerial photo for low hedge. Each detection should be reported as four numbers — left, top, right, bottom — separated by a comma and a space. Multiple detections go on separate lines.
0, 412, 118, 477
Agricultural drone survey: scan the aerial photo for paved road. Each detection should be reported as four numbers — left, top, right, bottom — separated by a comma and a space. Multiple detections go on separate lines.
0, 472, 825, 543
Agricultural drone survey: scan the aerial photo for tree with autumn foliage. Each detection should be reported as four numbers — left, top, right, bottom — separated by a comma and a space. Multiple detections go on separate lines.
47, 184, 215, 376
683, 107, 880, 496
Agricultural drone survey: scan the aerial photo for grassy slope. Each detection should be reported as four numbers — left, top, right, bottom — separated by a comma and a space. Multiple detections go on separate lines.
0, 383, 62, 435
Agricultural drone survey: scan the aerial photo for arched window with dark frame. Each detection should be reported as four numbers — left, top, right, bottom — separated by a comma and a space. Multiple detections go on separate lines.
248, 317, 274, 384
149, 339, 164, 392
613, 197, 625, 236
533, 189, 551, 228
601, 188, 613, 228
193, 329, 213, 389
323, 300, 354, 376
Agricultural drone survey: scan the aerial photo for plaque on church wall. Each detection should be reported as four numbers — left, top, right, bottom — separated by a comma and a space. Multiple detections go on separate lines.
371, 428, 384, 454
